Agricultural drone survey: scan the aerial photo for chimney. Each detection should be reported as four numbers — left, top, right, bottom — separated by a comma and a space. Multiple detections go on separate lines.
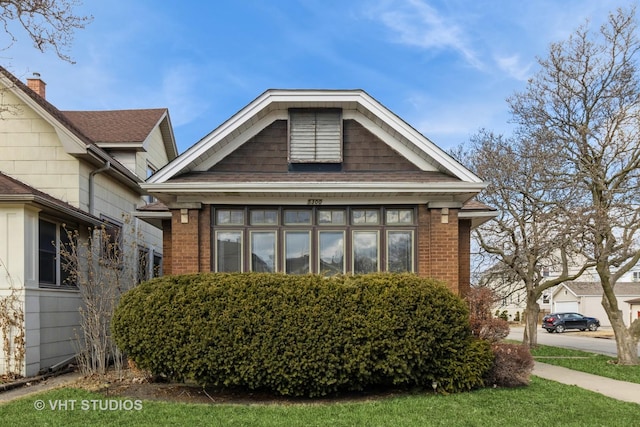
26, 72, 46, 99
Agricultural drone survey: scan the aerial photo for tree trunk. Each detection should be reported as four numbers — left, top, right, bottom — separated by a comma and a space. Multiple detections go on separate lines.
523, 294, 540, 347
602, 295, 640, 365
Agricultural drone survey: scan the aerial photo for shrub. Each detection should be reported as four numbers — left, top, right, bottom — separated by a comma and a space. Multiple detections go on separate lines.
468, 287, 509, 343
112, 272, 493, 397
485, 343, 534, 387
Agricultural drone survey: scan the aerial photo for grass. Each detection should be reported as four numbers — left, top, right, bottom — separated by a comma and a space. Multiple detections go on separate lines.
2, 344, 640, 426
529, 344, 640, 384
0, 379, 636, 426
0, 377, 638, 427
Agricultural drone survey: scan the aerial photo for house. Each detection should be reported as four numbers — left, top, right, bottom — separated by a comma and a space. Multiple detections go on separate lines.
140, 89, 496, 294
551, 282, 640, 327
490, 255, 640, 326
0, 67, 177, 377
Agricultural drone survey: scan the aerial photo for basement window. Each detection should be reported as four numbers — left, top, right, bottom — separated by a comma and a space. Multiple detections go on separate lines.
289, 109, 342, 163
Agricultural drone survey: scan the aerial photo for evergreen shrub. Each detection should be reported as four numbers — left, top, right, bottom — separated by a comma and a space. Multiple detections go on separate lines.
112, 272, 493, 397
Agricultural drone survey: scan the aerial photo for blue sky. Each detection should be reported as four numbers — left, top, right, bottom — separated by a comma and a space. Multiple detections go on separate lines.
2, 0, 636, 154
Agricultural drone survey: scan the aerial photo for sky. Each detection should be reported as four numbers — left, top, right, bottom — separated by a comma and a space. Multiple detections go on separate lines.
1, 0, 637, 154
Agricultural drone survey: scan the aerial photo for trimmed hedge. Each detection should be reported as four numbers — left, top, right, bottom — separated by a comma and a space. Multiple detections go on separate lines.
112, 272, 493, 397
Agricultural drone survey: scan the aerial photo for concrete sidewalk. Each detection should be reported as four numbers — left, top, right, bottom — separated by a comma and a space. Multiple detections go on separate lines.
533, 362, 640, 405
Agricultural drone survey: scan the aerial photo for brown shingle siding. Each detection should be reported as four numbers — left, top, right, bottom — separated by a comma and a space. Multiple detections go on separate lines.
343, 120, 420, 172
212, 120, 288, 172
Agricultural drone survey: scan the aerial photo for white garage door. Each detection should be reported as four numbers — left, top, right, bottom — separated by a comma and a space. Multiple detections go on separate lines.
554, 302, 579, 313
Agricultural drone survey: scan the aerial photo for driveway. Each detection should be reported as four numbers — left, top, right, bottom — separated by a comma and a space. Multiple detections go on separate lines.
507, 326, 640, 357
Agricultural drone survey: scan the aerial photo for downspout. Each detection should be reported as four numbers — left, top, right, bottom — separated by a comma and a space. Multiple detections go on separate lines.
89, 161, 111, 215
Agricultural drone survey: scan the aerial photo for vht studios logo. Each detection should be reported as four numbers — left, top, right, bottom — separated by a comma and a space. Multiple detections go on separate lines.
34, 399, 143, 411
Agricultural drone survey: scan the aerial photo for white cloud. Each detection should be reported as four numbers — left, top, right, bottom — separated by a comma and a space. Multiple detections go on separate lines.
494, 54, 532, 82
371, 0, 483, 70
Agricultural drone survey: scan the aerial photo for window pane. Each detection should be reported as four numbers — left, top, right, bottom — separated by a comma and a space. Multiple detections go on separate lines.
285, 231, 310, 274
386, 209, 414, 224
387, 231, 413, 272
353, 231, 379, 274
318, 210, 345, 225
216, 231, 243, 272
284, 210, 312, 225
319, 231, 344, 276
39, 219, 57, 285
216, 210, 244, 225
250, 210, 278, 225
352, 209, 379, 225
251, 231, 276, 272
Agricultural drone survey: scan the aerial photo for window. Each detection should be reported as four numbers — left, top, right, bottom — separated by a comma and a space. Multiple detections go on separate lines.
144, 163, 157, 204
251, 231, 277, 272
633, 271, 640, 282
100, 216, 122, 265
542, 267, 550, 277
387, 231, 413, 272
289, 109, 342, 163
353, 231, 379, 274
216, 209, 245, 225
216, 231, 243, 272
352, 209, 379, 225
284, 210, 312, 225
250, 209, 278, 225
285, 231, 311, 274
318, 209, 345, 225
137, 247, 149, 284
319, 231, 345, 276
38, 218, 74, 288
386, 209, 414, 225
212, 206, 415, 274
152, 252, 163, 277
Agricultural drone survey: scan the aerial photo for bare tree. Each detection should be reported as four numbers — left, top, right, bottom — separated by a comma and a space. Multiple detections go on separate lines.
0, 0, 92, 63
462, 130, 593, 347
60, 216, 141, 376
509, 7, 640, 364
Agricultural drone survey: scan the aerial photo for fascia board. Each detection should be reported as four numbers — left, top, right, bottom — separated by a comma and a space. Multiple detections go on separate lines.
143, 181, 487, 194
0, 75, 88, 154
353, 92, 482, 183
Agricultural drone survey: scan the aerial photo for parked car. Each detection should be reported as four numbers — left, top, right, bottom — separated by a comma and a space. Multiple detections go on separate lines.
542, 312, 600, 333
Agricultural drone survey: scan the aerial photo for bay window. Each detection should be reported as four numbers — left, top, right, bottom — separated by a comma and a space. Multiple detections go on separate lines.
212, 206, 416, 275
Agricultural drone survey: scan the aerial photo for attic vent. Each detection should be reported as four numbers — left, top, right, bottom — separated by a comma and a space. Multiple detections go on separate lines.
289, 109, 342, 163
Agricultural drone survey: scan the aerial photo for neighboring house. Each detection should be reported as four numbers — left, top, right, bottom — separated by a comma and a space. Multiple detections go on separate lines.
0, 67, 177, 377
140, 89, 496, 295
551, 282, 640, 327
491, 255, 640, 326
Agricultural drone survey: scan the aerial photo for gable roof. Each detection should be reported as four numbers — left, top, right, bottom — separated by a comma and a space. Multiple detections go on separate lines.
142, 89, 493, 213
555, 282, 640, 297
0, 171, 101, 225
63, 109, 178, 160
149, 89, 482, 184
0, 66, 142, 189
0, 66, 178, 190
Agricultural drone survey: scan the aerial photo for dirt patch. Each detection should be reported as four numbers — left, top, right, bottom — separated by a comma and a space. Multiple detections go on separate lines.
70, 369, 408, 406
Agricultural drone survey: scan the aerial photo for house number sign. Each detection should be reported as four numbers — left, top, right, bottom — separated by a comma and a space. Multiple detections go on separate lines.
307, 199, 323, 205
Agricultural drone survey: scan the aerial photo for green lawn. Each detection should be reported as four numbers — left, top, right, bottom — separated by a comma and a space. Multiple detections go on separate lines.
0, 377, 638, 427
529, 344, 640, 384
2, 344, 640, 426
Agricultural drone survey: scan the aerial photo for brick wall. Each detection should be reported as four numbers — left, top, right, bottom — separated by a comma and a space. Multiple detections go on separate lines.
416, 205, 461, 294
170, 208, 201, 274
162, 219, 172, 275
458, 219, 471, 297
198, 205, 211, 271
